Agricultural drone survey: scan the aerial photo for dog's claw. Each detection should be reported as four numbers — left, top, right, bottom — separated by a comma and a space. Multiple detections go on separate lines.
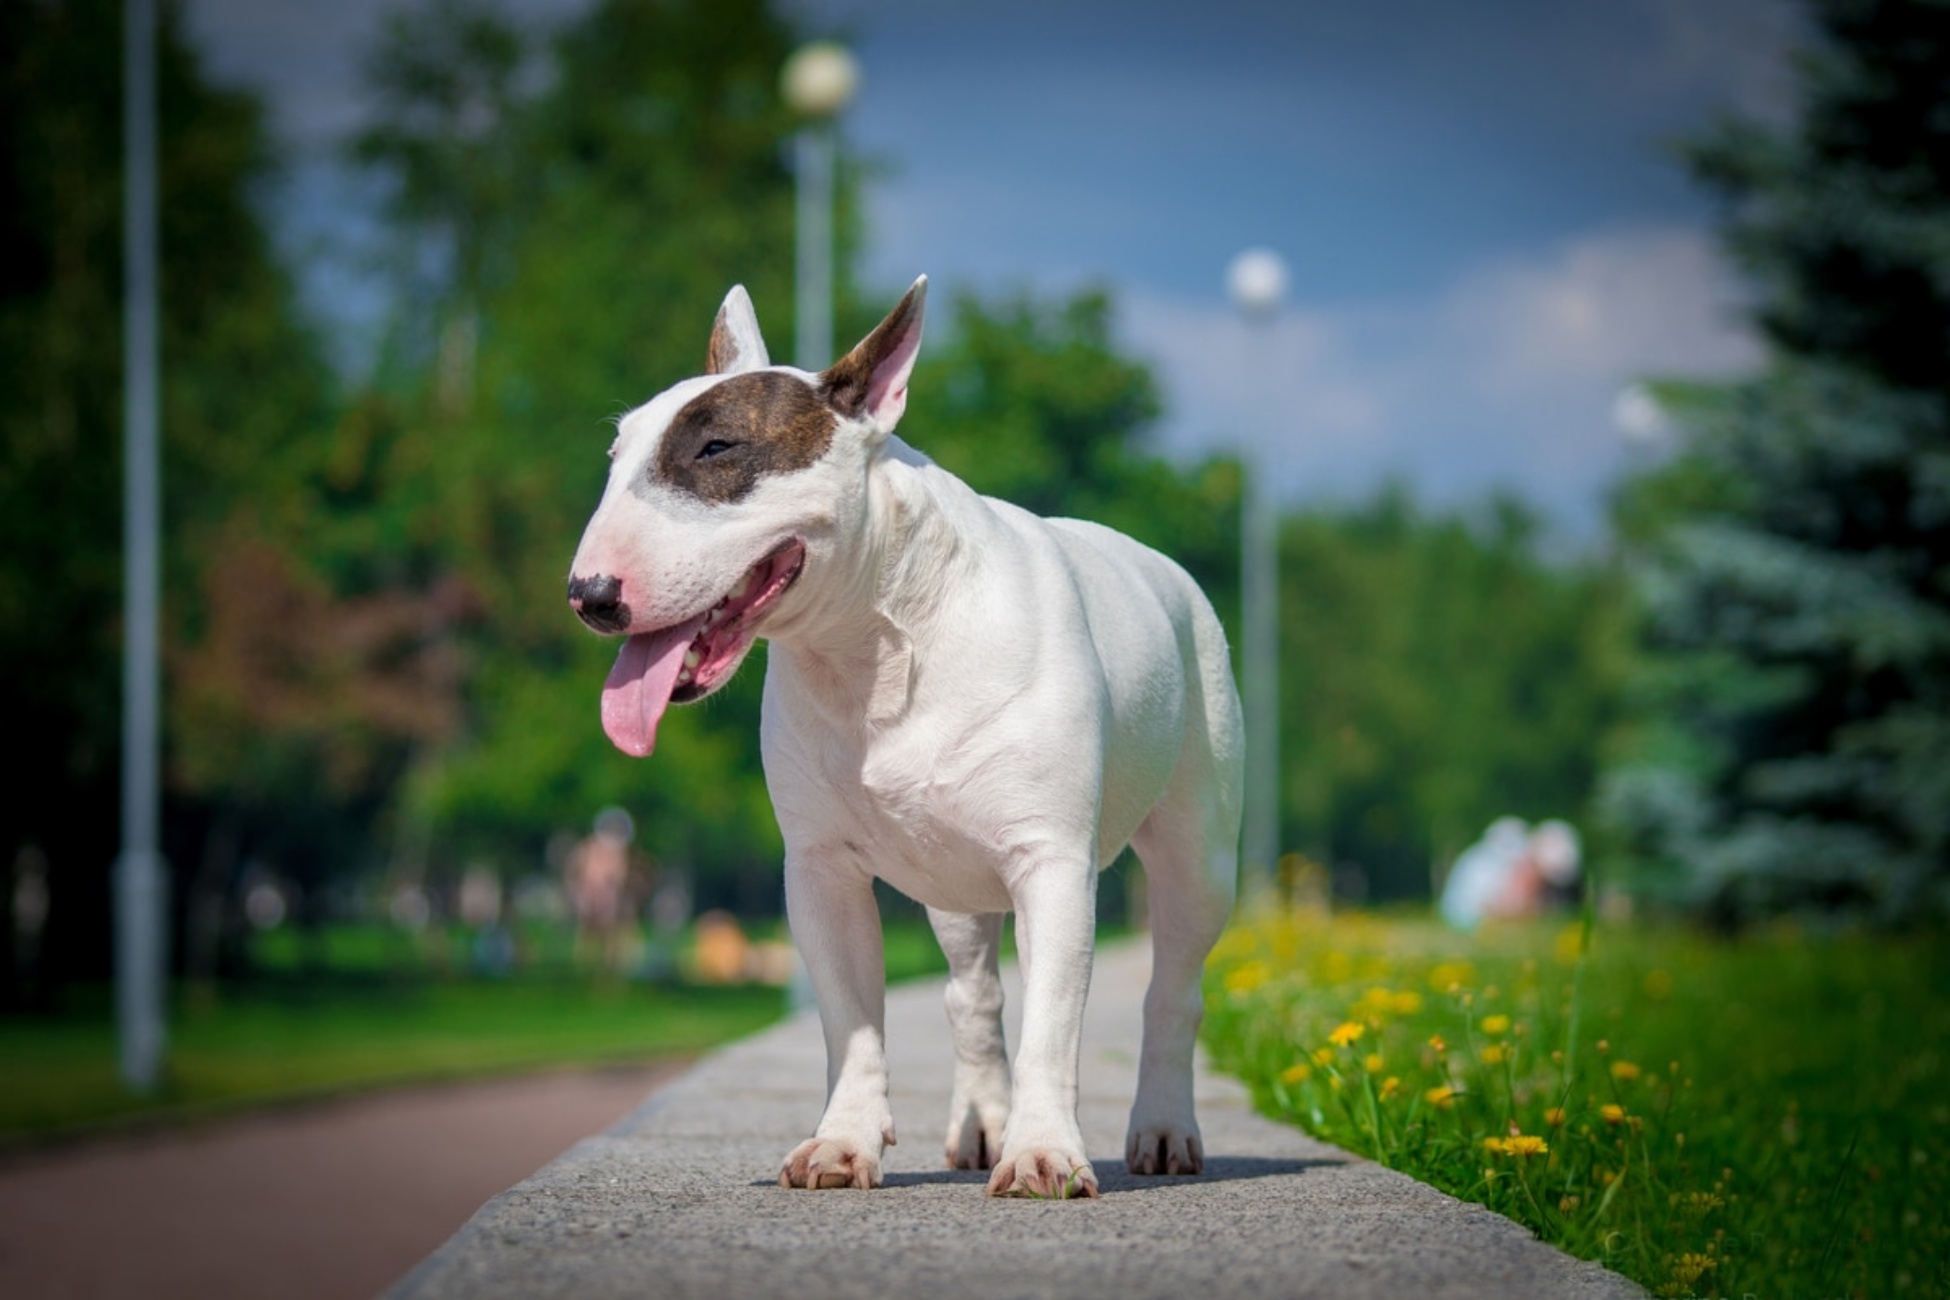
1125, 1125, 1203, 1177
986, 1149, 1100, 1200
780, 1136, 883, 1191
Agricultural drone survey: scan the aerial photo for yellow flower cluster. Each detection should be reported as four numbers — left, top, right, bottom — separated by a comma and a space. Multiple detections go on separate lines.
1482, 1133, 1550, 1158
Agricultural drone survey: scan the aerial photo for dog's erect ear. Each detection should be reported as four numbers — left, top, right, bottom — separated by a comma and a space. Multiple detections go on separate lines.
820, 276, 927, 436
706, 285, 770, 375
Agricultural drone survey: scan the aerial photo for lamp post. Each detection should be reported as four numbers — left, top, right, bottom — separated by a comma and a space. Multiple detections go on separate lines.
119, 0, 166, 1092
781, 41, 859, 371
1227, 248, 1288, 908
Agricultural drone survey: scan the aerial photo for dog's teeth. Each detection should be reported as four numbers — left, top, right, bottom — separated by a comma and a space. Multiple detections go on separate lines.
731, 574, 752, 599
677, 668, 693, 685
683, 650, 701, 669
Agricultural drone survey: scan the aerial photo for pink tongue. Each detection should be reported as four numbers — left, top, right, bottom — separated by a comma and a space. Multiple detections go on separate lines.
600, 615, 707, 757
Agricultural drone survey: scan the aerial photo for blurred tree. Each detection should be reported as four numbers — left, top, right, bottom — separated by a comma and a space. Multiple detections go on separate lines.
1277, 490, 1628, 902
1602, 0, 1950, 921
0, 0, 342, 998
346, 0, 831, 910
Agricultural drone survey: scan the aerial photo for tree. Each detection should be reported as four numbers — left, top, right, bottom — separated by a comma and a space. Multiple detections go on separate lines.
1276, 491, 1628, 902
0, 0, 341, 996
1602, 0, 1950, 921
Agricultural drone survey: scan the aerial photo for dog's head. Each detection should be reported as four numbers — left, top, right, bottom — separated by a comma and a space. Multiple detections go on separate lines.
567, 277, 927, 757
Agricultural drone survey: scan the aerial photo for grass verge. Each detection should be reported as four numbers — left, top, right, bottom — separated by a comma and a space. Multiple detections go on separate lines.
1201, 908, 1949, 1299
0, 978, 784, 1146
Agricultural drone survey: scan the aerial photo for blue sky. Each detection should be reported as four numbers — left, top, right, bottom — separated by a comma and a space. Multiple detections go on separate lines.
185, 0, 1800, 530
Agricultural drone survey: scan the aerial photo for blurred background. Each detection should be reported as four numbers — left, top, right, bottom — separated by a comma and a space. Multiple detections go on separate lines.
3, 0, 1946, 1139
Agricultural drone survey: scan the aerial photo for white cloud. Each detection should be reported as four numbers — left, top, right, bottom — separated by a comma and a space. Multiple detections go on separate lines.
1119, 224, 1761, 528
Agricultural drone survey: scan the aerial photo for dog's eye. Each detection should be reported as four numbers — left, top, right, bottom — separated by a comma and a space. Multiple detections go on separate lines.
697, 439, 736, 460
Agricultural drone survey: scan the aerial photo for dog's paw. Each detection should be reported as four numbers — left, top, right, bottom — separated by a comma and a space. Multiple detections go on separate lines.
779, 1136, 883, 1190
944, 1101, 1008, 1170
985, 1147, 1100, 1199
1125, 1121, 1204, 1176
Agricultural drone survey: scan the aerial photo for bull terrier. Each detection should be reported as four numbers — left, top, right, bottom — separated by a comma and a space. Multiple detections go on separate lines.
567, 278, 1243, 1198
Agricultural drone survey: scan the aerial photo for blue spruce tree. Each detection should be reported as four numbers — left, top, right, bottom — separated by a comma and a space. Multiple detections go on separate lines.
1605, 0, 1950, 921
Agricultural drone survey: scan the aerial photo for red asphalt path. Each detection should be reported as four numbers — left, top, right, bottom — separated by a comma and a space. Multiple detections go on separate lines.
0, 1062, 683, 1300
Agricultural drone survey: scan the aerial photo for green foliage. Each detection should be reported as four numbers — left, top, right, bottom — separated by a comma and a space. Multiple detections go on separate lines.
0, 0, 341, 987
1275, 491, 1629, 900
1206, 911, 1950, 1299
1603, 0, 1950, 921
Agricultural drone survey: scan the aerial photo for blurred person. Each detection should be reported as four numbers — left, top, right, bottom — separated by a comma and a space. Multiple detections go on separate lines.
564, 807, 650, 973
1439, 816, 1529, 930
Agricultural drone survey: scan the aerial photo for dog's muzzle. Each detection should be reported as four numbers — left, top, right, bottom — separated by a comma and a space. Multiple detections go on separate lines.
568, 573, 631, 634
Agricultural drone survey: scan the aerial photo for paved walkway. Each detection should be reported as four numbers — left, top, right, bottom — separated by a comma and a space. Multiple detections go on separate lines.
396, 941, 1641, 1299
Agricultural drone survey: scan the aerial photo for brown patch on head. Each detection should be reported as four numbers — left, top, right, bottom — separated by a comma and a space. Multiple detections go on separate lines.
820, 282, 924, 418
652, 373, 837, 504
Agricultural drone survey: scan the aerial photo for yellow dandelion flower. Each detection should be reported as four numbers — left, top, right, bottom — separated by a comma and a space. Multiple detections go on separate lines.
1391, 991, 1423, 1015
1601, 1103, 1627, 1126
1481, 1136, 1508, 1155
1428, 1034, 1448, 1054
1558, 1195, 1581, 1212
1379, 1076, 1403, 1101
1610, 1060, 1642, 1082
1328, 1021, 1366, 1048
1667, 1253, 1716, 1289
1480, 1014, 1511, 1036
1223, 961, 1270, 995
1424, 1084, 1459, 1108
1544, 1107, 1567, 1127
1312, 1047, 1335, 1067
1480, 1043, 1509, 1065
1501, 1135, 1549, 1158
1363, 1052, 1385, 1074
1279, 1062, 1313, 1085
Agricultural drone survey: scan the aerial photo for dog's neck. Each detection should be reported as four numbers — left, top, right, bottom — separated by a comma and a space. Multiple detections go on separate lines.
761, 437, 968, 728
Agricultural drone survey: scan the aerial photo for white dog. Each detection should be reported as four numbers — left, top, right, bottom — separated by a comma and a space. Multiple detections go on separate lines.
568, 278, 1242, 1198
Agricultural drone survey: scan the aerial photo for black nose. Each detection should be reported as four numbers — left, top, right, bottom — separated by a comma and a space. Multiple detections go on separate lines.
568, 573, 630, 633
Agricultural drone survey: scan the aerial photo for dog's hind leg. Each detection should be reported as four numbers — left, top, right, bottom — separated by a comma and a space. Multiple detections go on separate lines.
1125, 774, 1239, 1176
927, 907, 1011, 1170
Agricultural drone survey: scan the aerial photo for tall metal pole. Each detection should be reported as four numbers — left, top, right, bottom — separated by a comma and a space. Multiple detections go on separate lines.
1240, 439, 1279, 903
1227, 249, 1288, 908
781, 41, 858, 372
119, 0, 167, 1093
793, 122, 835, 371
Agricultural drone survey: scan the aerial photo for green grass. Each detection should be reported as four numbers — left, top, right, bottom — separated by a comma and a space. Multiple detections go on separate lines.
1201, 908, 1950, 1300
0, 915, 972, 1146
0, 976, 785, 1145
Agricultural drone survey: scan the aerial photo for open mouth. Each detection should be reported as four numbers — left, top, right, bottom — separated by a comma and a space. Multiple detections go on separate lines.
600, 540, 805, 757
670, 540, 805, 702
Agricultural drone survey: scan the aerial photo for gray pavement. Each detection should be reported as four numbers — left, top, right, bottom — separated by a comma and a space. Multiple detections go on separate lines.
392, 939, 1642, 1299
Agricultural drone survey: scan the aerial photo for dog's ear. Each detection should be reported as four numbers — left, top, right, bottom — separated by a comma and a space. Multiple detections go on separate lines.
820, 276, 927, 437
706, 285, 770, 375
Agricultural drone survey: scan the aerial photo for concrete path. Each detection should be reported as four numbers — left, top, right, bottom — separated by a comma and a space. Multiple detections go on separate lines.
395, 940, 1640, 1299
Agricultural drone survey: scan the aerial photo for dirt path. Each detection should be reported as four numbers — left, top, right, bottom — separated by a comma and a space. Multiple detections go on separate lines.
0, 1062, 685, 1300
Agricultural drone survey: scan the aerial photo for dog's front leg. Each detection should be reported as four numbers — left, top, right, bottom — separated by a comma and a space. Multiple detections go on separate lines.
779, 856, 896, 1190
989, 859, 1100, 1199
926, 907, 1011, 1170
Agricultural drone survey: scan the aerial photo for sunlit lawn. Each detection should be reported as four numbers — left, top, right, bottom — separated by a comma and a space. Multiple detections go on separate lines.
1202, 908, 1950, 1300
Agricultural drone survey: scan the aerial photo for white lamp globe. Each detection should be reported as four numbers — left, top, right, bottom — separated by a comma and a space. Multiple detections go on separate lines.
1227, 248, 1289, 318
782, 41, 860, 119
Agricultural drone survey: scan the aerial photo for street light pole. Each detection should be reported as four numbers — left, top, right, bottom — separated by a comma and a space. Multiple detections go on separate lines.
782, 41, 859, 371
119, 0, 167, 1093
1227, 249, 1288, 908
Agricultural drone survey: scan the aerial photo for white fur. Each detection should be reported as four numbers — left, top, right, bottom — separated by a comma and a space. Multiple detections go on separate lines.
569, 278, 1243, 1198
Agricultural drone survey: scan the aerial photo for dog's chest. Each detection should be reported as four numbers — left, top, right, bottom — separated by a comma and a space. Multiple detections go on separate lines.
774, 712, 1022, 913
